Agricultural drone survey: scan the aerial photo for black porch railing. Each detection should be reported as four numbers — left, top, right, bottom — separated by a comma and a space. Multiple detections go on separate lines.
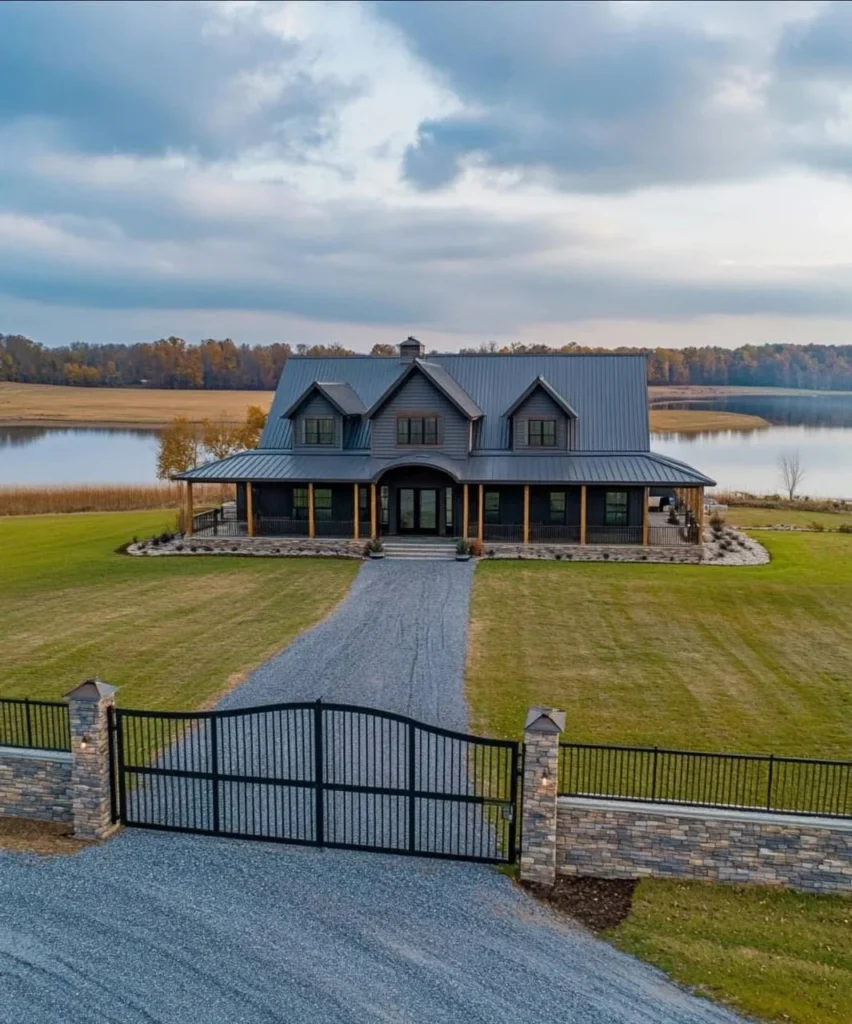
255, 517, 310, 537
192, 508, 245, 537
482, 523, 525, 543
585, 525, 645, 545
648, 523, 700, 546
528, 523, 582, 544
315, 519, 355, 538
559, 742, 852, 819
0, 697, 71, 751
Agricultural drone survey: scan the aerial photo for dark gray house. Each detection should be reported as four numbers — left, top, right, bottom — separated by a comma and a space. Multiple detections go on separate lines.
177, 338, 714, 547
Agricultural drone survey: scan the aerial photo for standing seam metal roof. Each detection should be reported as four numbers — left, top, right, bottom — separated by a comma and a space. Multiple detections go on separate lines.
259, 353, 649, 452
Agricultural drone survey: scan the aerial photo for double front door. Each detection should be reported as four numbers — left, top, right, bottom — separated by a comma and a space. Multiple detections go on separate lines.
397, 488, 439, 534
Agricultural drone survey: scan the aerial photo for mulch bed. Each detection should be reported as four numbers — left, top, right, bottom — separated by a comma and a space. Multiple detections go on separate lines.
0, 817, 88, 856
521, 875, 637, 932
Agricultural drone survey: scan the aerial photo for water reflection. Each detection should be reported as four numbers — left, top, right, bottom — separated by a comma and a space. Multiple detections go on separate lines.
655, 393, 852, 429
0, 427, 52, 448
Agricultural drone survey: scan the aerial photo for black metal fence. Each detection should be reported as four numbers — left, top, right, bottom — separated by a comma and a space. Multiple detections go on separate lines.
585, 525, 645, 545
192, 509, 245, 537
482, 523, 525, 543
559, 742, 852, 819
0, 698, 71, 751
528, 523, 582, 544
254, 518, 310, 537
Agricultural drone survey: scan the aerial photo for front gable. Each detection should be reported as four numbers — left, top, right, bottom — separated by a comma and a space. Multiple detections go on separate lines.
508, 382, 574, 451
369, 370, 472, 459
291, 392, 342, 451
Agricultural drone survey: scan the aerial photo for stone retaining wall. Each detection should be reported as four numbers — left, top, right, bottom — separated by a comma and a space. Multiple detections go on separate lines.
130, 537, 364, 558
485, 543, 704, 564
0, 746, 73, 823
557, 797, 852, 893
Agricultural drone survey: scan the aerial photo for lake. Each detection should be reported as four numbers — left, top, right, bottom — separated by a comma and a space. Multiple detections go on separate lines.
2, 391, 852, 496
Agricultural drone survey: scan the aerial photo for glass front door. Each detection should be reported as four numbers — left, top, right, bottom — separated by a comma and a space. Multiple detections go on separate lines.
397, 488, 440, 534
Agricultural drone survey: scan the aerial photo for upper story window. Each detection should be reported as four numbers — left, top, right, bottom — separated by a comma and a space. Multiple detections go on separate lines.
303, 417, 334, 445
396, 416, 439, 446
528, 419, 557, 447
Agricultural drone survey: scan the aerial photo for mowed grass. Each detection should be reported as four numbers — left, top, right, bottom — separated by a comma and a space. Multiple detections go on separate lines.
0, 512, 358, 710
0, 381, 273, 427
467, 532, 852, 758
725, 505, 852, 530
609, 880, 852, 1024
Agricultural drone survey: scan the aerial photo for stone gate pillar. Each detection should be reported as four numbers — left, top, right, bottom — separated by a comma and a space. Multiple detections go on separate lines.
520, 706, 565, 886
65, 678, 118, 840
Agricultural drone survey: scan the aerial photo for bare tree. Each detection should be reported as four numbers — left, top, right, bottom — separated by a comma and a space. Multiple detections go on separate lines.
779, 451, 806, 500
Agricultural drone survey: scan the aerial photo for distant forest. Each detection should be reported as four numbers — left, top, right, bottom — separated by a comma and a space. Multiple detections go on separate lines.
3, 333, 852, 391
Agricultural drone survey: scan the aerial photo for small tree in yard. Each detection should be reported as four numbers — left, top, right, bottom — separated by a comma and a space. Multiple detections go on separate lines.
779, 451, 806, 500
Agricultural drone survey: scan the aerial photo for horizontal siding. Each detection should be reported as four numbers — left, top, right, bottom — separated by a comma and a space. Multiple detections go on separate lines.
512, 389, 570, 451
292, 393, 342, 452
371, 373, 470, 459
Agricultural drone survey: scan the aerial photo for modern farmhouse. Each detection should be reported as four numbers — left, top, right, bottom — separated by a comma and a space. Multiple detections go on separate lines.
176, 338, 714, 548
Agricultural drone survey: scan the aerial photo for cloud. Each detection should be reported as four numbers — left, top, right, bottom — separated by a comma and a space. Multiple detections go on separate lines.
0, 0, 357, 161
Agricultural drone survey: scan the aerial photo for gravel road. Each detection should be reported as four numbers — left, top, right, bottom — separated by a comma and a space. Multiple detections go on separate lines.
1, 562, 746, 1023
219, 560, 476, 730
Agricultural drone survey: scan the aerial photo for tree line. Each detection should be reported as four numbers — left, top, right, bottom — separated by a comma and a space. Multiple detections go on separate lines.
3, 332, 852, 391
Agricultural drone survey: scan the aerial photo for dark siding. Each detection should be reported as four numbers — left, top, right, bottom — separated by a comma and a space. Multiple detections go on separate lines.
529, 486, 581, 525
371, 372, 470, 459
512, 389, 570, 451
292, 393, 342, 452
586, 486, 644, 527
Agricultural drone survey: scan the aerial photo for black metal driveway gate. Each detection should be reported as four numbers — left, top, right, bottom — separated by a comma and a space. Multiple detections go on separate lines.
112, 701, 519, 864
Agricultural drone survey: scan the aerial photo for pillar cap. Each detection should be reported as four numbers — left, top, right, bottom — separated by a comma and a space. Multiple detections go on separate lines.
64, 678, 117, 702
524, 707, 566, 734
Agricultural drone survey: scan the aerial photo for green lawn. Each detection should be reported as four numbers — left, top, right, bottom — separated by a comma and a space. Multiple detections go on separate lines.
0, 512, 359, 710
725, 506, 852, 530
609, 880, 852, 1024
467, 532, 852, 758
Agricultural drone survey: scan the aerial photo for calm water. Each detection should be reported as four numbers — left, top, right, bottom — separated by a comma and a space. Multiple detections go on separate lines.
2, 391, 852, 496
0, 427, 160, 485
653, 394, 852, 498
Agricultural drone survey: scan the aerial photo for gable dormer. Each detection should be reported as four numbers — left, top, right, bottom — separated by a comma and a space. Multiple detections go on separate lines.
504, 377, 577, 452
283, 381, 366, 452
366, 354, 483, 459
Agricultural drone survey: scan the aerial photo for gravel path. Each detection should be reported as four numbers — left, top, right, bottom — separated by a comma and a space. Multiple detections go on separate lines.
0, 832, 744, 1024
219, 560, 476, 731
1, 562, 746, 1023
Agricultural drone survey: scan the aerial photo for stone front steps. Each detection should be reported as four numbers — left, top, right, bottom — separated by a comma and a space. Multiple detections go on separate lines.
381, 540, 459, 561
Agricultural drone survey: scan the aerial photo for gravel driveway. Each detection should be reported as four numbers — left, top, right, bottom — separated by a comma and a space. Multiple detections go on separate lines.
1, 562, 746, 1023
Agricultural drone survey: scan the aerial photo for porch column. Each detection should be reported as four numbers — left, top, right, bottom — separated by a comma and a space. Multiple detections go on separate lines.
370, 483, 377, 537
580, 485, 587, 545
523, 484, 530, 544
462, 484, 469, 539
185, 481, 194, 537
478, 483, 484, 543
698, 486, 705, 541
246, 481, 254, 537
353, 483, 359, 540
642, 486, 650, 546
308, 482, 315, 539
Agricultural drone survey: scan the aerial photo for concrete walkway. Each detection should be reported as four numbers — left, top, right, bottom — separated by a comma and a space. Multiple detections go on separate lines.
0, 562, 746, 1024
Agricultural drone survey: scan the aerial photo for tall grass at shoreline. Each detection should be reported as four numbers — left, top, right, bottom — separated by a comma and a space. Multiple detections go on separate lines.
0, 484, 233, 516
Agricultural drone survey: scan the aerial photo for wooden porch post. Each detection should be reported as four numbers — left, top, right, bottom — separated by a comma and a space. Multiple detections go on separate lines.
370, 483, 377, 537
478, 484, 484, 543
185, 481, 194, 537
353, 483, 359, 540
523, 484, 530, 544
580, 485, 587, 545
462, 484, 469, 539
698, 486, 705, 541
246, 482, 254, 537
642, 486, 649, 546
308, 482, 315, 539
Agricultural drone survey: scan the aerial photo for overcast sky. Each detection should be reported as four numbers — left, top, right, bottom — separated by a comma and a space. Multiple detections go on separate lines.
3, 0, 852, 351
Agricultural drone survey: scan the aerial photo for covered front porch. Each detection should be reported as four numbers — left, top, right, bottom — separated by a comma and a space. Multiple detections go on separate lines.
182, 479, 706, 548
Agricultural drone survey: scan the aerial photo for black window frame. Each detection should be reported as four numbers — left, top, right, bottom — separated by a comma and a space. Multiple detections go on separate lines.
549, 491, 567, 525
528, 419, 557, 447
605, 491, 629, 526
484, 490, 500, 524
292, 487, 309, 520
396, 416, 439, 446
303, 417, 335, 446
314, 487, 333, 521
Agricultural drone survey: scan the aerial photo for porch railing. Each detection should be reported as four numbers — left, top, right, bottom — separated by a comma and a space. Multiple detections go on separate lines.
528, 523, 582, 544
482, 523, 525, 543
585, 525, 644, 545
254, 518, 310, 537
315, 519, 355, 538
192, 508, 245, 537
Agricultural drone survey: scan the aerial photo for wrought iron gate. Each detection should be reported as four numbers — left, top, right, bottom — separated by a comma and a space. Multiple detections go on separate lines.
112, 701, 519, 864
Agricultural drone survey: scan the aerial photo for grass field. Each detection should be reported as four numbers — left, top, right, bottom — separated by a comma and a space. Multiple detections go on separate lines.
0, 382, 274, 427
649, 409, 769, 433
0, 512, 358, 710
609, 880, 852, 1024
724, 505, 852, 530
466, 532, 852, 758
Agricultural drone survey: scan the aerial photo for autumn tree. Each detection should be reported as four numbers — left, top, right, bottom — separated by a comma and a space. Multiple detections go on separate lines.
235, 404, 268, 449
156, 417, 201, 479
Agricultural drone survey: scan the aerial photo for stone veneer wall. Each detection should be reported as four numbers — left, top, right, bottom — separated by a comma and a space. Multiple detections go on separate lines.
0, 746, 73, 823
557, 797, 852, 893
485, 543, 704, 564
130, 537, 364, 558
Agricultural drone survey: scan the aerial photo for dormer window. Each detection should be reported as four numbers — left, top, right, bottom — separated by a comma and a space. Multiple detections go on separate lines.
303, 417, 334, 445
397, 416, 439, 446
528, 419, 557, 447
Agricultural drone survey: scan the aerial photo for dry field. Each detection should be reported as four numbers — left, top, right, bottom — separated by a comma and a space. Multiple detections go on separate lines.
0, 381, 274, 427
0, 483, 232, 516
649, 408, 768, 433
